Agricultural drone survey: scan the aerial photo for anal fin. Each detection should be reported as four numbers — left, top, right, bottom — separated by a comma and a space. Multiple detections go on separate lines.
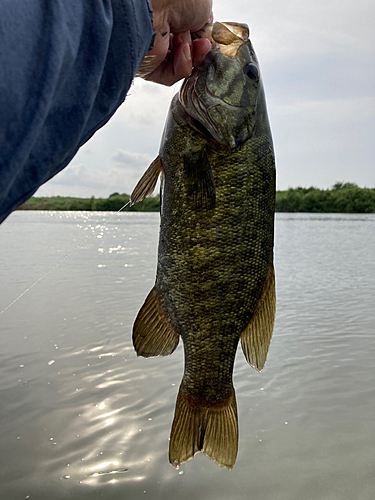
133, 287, 179, 357
169, 384, 238, 470
240, 266, 276, 372
130, 156, 163, 206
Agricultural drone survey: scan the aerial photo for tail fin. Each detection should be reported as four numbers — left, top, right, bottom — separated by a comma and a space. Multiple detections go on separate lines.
169, 384, 238, 470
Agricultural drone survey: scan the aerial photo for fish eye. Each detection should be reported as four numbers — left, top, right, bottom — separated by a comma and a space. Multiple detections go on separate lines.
243, 63, 259, 80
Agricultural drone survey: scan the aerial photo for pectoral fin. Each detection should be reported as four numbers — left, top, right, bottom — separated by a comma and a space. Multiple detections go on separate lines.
130, 156, 163, 206
240, 266, 276, 372
133, 287, 179, 357
184, 147, 216, 211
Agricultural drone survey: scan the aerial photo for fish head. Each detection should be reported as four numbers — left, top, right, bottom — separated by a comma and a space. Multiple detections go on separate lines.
179, 22, 262, 148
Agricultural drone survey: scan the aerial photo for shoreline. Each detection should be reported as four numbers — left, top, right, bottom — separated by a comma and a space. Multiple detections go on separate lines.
17, 185, 375, 214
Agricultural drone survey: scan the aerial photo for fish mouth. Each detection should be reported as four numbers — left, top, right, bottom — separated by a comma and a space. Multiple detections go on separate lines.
179, 21, 255, 148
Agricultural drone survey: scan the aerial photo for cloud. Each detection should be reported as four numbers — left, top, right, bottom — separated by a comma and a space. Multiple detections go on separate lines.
40, 155, 155, 198
263, 54, 375, 104
111, 150, 152, 167
36, 0, 375, 197
47, 164, 104, 189
271, 95, 375, 189
119, 78, 177, 129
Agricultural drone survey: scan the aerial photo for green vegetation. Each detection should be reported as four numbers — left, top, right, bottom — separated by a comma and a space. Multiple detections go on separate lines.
18, 193, 160, 212
275, 183, 375, 213
18, 183, 375, 213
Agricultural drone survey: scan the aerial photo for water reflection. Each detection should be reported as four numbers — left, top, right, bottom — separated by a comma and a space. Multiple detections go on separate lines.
0, 212, 374, 498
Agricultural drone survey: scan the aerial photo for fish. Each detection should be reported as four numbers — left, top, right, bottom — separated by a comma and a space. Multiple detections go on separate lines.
130, 21, 276, 470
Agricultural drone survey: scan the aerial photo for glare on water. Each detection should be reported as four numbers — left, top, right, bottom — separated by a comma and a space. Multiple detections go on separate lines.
0, 211, 374, 500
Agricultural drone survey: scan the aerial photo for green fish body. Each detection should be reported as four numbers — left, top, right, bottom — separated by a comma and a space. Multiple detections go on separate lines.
131, 22, 276, 469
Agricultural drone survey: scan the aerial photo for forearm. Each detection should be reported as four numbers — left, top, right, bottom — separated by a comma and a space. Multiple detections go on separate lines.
0, 0, 153, 224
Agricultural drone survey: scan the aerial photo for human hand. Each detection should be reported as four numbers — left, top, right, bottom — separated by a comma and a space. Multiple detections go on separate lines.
136, 0, 213, 86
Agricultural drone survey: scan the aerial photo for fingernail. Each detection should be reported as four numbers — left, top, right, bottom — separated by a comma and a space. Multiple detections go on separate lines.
183, 44, 191, 62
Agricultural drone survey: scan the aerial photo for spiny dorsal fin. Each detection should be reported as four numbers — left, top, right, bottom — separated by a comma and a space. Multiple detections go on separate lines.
130, 156, 163, 206
169, 385, 238, 470
240, 266, 276, 372
133, 287, 179, 357
183, 147, 216, 211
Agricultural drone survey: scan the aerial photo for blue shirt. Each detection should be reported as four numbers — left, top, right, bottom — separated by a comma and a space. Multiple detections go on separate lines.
0, 0, 154, 224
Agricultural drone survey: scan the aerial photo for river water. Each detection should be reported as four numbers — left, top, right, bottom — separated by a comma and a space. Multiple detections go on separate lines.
0, 211, 374, 500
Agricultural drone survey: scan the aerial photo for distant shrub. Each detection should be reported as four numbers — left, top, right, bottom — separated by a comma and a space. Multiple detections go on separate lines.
332, 181, 358, 190
18, 184, 375, 213
275, 184, 375, 213
91, 195, 130, 211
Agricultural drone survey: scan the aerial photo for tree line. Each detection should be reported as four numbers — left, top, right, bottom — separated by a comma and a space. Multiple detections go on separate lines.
18, 183, 375, 213
18, 193, 160, 212
275, 183, 375, 213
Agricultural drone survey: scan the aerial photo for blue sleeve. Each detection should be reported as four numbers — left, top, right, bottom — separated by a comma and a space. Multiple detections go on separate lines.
0, 0, 154, 224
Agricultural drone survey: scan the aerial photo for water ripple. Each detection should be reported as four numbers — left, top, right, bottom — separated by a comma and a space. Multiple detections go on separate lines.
1, 212, 374, 499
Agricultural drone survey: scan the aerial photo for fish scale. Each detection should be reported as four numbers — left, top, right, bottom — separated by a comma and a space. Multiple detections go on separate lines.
131, 21, 276, 469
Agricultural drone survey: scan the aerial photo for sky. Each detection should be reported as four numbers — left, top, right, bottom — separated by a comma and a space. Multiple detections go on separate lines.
37, 0, 375, 198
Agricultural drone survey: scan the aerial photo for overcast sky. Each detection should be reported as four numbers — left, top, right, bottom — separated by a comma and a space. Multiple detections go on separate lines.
37, 0, 375, 198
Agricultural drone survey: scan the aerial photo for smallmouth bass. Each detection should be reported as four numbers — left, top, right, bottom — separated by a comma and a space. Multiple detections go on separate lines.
131, 22, 276, 469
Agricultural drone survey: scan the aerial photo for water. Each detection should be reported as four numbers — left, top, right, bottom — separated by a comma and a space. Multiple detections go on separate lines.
0, 211, 374, 500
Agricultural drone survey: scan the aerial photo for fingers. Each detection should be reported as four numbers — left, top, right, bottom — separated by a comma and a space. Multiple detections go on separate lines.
192, 37, 211, 67
142, 32, 211, 86
143, 32, 191, 86
140, 0, 213, 85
